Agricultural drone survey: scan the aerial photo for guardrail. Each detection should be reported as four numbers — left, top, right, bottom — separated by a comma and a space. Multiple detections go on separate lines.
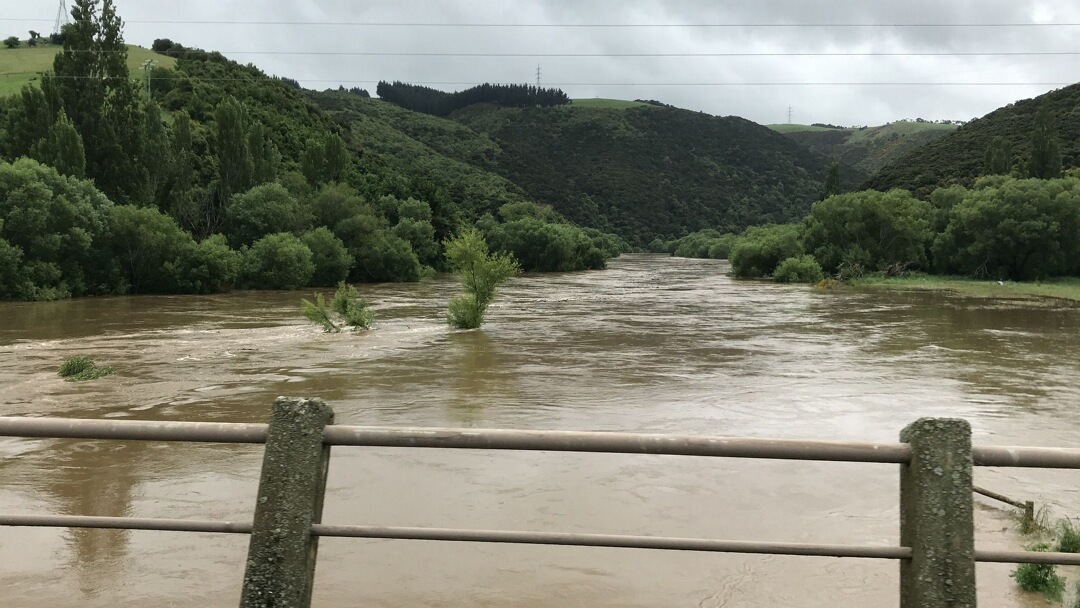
3, 397, 1080, 607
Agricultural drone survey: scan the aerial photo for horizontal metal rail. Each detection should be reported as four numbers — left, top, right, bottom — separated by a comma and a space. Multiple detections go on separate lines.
322, 426, 912, 463
0, 514, 252, 534
4, 417, 1080, 468
7, 514, 1080, 566
0, 417, 267, 444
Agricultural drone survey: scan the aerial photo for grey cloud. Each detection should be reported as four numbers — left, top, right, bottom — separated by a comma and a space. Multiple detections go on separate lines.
9, 0, 1080, 125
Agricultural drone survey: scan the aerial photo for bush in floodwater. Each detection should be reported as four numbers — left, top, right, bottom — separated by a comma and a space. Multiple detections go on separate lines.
773, 255, 825, 284
58, 355, 115, 381
301, 282, 373, 333
1056, 519, 1080, 553
1011, 543, 1064, 601
444, 229, 520, 329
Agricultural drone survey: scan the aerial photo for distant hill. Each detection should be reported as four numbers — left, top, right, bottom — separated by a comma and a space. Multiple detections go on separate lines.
865, 84, 1080, 195
0, 44, 175, 97
317, 92, 861, 244
768, 121, 956, 178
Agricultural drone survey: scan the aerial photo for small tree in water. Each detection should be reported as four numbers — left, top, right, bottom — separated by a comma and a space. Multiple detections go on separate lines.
445, 229, 520, 329
301, 282, 374, 332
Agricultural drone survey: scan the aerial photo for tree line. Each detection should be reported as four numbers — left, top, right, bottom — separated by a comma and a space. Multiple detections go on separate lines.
0, 0, 623, 302
375, 81, 570, 117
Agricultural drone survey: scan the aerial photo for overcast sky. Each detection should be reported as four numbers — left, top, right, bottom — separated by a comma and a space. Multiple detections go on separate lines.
8, 0, 1080, 125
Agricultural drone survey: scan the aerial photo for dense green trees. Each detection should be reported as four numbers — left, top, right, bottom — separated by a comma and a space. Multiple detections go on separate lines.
376, 81, 570, 117
822, 161, 841, 199
28, 110, 85, 178
801, 189, 932, 274
932, 177, 1080, 280
984, 136, 1012, 175
729, 224, 803, 278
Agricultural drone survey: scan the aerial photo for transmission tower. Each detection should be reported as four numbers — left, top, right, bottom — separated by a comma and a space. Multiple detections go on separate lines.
54, 0, 69, 35
787, 105, 793, 124
536, 64, 541, 87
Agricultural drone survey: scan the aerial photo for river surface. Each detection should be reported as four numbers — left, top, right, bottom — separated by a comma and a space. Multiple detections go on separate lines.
2, 254, 1080, 607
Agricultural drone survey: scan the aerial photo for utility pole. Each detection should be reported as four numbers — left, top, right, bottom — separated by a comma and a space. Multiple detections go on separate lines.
142, 59, 156, 102
53, 0, 69, 35
787, 105, 793, 124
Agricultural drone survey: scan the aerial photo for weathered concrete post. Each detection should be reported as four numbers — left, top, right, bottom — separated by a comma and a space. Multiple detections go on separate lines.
899, 418, 976, 608
240, 397, 334, 608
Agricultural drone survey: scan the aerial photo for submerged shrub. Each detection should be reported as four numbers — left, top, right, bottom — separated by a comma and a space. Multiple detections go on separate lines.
445, 229, 520, 329
1011, 544, 1064, 601
58, 355, 115, 381
301, 282, 373, 333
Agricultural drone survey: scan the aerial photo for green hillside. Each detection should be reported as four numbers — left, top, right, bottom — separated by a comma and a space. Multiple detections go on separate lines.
768, 121, 956, 178
0, 44, 175, 97
442, 104, 855, 242
865, 84, 1080, 195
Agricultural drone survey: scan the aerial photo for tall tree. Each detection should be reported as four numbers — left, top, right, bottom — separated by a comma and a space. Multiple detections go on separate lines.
247, 122, 280, 186
214, 97, 253, 201
821, 161, 841, 200
323, 133, 348, 183
29, 110, 86, 179
47, 0, 146, 203
1027, 103, 1062, 179
984, 136, 1012, 175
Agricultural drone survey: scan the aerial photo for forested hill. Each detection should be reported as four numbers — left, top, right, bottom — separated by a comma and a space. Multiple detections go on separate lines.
315, 91, 858, 243
864, 84, 1080, 195
770, 121, 956, 178
447, 104, 858, 241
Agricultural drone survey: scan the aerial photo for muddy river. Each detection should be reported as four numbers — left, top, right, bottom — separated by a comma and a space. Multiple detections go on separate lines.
2, 254, 1079, 607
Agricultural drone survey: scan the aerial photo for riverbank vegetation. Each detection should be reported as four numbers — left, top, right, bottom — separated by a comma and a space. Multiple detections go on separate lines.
0, 1, 626, 302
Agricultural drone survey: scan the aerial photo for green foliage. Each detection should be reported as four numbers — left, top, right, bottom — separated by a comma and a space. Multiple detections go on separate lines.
670, 229, 736, 259
0, 158, 112, 299
1011, 544, 1064, 601
58, 354, 114, 381
984, 136, 1012, 175
102, 204, 198, 293
241, 232, 315, 290
4, 37, 21, 49
29, 109, 85, 178
445, 229, 521, 329
773, 255, 825, 283
932, 178, 1080, 280
330, 282, 374, 328
1027, 102, 1062, 179
1056, 519, 1080, 553
166, 234, 241, 294
215, 96, 254, 201
801, 189, 932, 274
391, 217, 439, 266
865, 83, 1080, 195
777, 121, 954, 180
729, 224, 803, 278
301, 227, 354, 287
822, 161, 841, 199
300, 282, 374, 332
225, 182, 312, 247
484, 217, 608, 272
376, 80, 570, 117
300, 293, 339, 333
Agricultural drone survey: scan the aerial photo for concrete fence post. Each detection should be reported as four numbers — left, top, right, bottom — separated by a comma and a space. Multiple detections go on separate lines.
899, 418, 976, 608
240, 397, 335, 608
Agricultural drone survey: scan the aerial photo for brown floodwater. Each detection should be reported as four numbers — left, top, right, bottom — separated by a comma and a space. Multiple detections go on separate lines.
2, 254, 1079, 607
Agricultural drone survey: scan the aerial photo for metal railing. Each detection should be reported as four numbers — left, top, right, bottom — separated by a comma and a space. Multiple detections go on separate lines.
2, 397, 1080, 607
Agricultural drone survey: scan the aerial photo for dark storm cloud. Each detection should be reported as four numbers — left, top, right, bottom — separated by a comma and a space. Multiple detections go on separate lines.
9, 0, 1080, 125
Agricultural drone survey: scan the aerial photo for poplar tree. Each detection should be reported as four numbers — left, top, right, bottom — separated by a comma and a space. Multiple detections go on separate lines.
984, 136, 1012, 175
1027, 103, 1062, 179
821, 161, 841, 200
29, 110, 86, 179
215, 97, 253, 201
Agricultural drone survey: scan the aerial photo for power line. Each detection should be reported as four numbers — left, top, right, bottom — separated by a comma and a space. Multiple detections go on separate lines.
7, 18, 1080, 27
36, 50, 1080, 57
6, 75, 1072, 86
